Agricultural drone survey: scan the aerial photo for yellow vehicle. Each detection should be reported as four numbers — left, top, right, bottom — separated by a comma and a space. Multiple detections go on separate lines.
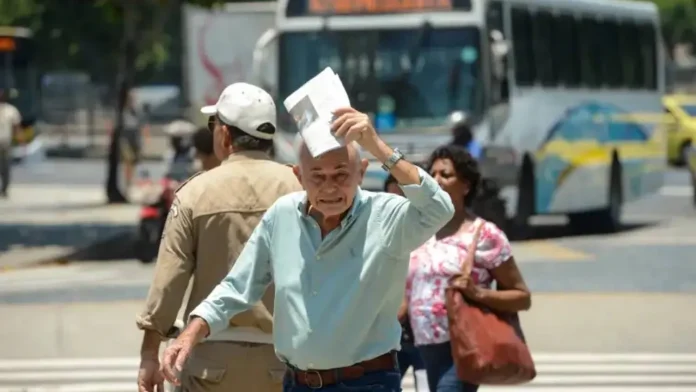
663, 94, 696, 166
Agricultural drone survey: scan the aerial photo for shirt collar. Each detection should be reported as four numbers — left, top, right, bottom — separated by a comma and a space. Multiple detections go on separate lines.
298, 187, 366, 228
223, 150, 271, 165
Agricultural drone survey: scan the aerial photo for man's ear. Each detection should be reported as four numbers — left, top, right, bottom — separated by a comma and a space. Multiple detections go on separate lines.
220, 125, 232, 149
359, 158, 368, 179
293, 165, 302, 184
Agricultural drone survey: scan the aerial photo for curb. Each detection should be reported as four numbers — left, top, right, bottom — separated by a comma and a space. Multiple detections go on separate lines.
45, 148, 163, 162
0, 231, 137, 272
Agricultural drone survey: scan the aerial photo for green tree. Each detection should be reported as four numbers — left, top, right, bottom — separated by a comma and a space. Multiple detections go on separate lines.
636, 0, 696, 55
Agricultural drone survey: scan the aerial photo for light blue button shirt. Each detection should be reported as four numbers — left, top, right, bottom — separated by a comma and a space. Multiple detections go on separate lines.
189, 167, 454, 370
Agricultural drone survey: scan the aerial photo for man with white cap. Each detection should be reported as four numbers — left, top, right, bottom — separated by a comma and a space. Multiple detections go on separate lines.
136, 83, 301, 392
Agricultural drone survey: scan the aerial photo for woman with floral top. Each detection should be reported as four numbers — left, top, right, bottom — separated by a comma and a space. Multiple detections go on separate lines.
406, 145, 532, 392
384, 174, 429, 392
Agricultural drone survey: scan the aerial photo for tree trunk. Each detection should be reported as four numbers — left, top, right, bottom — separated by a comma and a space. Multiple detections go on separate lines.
106, 1, 137, 204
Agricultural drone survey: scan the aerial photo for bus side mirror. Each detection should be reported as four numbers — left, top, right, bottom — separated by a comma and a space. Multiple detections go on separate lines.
489, 29, 509, 82
252, 28, 279, 95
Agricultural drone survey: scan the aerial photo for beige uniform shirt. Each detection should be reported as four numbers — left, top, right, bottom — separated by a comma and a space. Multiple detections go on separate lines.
136, 150, 302, 341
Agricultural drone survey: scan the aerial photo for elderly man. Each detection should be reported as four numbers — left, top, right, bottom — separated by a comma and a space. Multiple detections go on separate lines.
162, 107, 455, 391
136, 83, 301, 392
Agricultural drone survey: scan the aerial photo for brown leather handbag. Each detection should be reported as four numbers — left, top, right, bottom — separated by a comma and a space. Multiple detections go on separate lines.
445, 221, 536, 385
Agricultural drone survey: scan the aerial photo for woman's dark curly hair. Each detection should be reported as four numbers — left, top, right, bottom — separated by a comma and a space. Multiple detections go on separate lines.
426, 144, 481, 206
383, 162, 426, 191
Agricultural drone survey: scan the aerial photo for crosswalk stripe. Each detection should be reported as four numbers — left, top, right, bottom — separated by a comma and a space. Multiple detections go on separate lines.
659, 185, 692, 197
480, 388, 696, 392
1, 353, 694, 392
0, 383, 134, 392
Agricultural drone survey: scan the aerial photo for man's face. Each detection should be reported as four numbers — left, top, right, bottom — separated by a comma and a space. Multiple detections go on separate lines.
294, 144, 367, 218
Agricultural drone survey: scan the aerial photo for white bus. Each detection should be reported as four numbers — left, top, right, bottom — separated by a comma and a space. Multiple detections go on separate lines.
254, 0, 666, 235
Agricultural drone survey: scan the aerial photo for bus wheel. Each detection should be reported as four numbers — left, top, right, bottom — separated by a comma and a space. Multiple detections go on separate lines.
679, 141, 692, 167
689, 159, 696, 207
472, 179, 507, 232
507, 164, 534, 240
569, 160, 623, 234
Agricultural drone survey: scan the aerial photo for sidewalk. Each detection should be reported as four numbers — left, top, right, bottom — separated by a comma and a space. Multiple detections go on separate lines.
43, 134, 170, 161
2, 293, 694, 359
0, 184, 140, 270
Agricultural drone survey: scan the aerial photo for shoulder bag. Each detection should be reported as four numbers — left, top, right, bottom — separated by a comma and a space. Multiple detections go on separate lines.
445, 220, 536, 385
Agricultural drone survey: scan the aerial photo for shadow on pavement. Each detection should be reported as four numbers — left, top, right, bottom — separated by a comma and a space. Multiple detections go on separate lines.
518, 221, 655, 242
1, 202, 114, 213
0, 223, 137, 261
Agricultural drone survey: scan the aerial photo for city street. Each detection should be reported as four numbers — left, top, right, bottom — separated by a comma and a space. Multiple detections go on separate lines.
1, 160, 695, 391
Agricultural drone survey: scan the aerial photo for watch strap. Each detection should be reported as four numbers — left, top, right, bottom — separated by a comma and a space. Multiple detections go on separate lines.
382, 148, 404, 171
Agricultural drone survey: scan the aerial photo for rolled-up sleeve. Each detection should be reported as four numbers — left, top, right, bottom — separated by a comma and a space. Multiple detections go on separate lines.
381, 167, 455, 255
136, 197, 195, 338
188, 211, 275, 336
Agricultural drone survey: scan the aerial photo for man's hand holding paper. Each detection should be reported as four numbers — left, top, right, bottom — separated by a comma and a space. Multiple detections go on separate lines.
332, 107, 379, 153
283, 67, 353, 158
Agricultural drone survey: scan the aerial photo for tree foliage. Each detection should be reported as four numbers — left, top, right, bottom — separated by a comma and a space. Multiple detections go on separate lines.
0, 0, 228, 84
634, 0, 696, 54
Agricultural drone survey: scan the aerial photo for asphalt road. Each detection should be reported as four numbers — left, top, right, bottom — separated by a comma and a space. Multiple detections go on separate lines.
4, 160, 696, 301
2, 160, 696, 391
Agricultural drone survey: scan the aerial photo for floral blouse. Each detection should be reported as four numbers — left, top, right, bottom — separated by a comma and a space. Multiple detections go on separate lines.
406, 219, 512, 346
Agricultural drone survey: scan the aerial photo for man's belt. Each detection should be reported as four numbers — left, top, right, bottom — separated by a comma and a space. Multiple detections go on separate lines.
288, 352, 397, 388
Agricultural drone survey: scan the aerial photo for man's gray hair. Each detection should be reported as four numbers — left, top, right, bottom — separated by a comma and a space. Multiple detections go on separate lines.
296, 140, 362, 160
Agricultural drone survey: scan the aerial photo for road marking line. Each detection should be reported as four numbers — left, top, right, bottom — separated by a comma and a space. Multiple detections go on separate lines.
660, 185, 692, 197
479, 387, 696, 392
0, 383, 134, 392
2, 353, 695, 370
0, 370, 134, 382
531, 353, 696, 362
0, 270, 119, 293
516, 240, 595, 261
610, 235, 696, 246
526, 374, 696, 384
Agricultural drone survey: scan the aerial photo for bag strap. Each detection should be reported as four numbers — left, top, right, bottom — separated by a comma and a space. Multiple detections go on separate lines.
460, 219, 484, 279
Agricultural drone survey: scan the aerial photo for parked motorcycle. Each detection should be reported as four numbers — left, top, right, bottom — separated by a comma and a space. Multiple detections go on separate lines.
133, 165, 191, 263
133, 120, 197, 263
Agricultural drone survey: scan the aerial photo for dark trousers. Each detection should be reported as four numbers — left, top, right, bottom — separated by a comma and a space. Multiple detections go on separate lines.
0, 144, 10, 195
418, 341, 478, 392
283, 369, 402, 391
398, 342, 425, 379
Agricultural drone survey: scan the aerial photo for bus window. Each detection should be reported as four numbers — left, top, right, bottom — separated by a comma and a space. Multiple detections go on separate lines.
278, 27, 482, 129
533, 10, 556, 86
577, 16, 599, 88
0, 35, 36, 120
486, 0, 503, 33
640, 23, 657, 90
618, 21, 638, 88
589, 18, 604, 87
600, 19, 621, 88
555, 14, 579, 87
486, 0, 508, 104
511, 7, 535, 86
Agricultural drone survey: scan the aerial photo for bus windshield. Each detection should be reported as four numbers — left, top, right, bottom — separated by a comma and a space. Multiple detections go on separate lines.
0, 35, 36, 119
278, 27, 481, 132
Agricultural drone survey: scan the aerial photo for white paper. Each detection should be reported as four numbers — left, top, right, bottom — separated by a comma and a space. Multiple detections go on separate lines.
283, 67, 351, 158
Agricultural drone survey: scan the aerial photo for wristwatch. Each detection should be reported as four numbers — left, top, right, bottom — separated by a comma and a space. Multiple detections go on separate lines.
382, 148, 404, 172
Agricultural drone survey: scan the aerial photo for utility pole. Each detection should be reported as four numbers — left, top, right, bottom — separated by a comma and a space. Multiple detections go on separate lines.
106, 0, 137, 203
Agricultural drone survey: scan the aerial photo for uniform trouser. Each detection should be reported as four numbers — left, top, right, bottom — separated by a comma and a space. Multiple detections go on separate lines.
0, 144, 10, 194
180, 341, 285, 392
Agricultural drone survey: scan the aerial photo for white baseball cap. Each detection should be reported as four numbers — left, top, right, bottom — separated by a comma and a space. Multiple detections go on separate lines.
201, 83, 276, 140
